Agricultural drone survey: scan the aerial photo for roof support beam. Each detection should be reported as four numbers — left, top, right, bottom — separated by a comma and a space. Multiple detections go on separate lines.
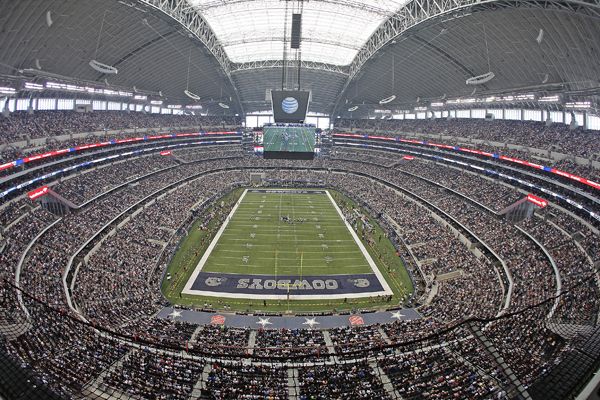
185, 0, 397, 16
232, 60, 349, 76
140, 0, 231, 73
138, 0, 244, 113
222, 36, 361, 51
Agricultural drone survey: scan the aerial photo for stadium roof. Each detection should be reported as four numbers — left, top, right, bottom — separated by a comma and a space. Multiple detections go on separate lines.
0, 0, 598, 117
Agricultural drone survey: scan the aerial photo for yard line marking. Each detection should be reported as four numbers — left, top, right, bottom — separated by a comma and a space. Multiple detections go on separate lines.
182, 188, 393, 299
215, 238, 355, 242
205, 263, 370, 269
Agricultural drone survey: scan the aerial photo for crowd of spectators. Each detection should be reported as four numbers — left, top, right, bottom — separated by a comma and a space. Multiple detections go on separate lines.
0, 139, 598, 399
206, 362, 288, 399
53, 154, 180, 205
335, 118, 600, 159
299, 361, 391, 399
334, 119, 600, 203
71, 168, 249, 333
254, 328, 327, 358
0, 110, 240, 142
519, 216, 598, 324
380, 346, 503, 399
103, 349, 204, 400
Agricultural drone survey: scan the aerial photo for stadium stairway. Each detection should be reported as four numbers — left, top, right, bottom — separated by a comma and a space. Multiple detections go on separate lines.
247, 330, 257, 355
189, 364, 210, 400
322, 331, 336, 355
80, 348, 138, 400
377, 327, 393, 345
468, 322, 532, 400
287, 368, 299, 399
369, 360, 403, 399
422, 281, 439, 306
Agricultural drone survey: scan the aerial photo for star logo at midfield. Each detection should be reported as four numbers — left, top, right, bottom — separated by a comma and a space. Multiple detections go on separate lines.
256, 317, 272, 327
390, 311, 405, 320
169, 309, 183, 319
303, 317, 320, 328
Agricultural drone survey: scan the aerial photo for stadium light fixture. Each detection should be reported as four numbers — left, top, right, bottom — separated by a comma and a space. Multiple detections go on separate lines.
379, 95, 396, 104
536, 29, 544, 44
542, 73, 549, 84
89, 11, 117, 75
514, 94, 535, 101
0, 87, 16, 95
46, 11, 53, 27
565, 101, 591, 109
24, 82, 44, 90
466, 71, 495, 85
539, 95, 560, 103
184, 90, 201, 101
89, 60, 118, 75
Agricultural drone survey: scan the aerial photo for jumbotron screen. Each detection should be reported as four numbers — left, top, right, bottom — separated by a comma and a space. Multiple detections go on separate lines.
261, 124, 318, 160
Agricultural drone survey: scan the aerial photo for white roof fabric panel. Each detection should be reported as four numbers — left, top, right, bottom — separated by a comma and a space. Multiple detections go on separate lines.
186, 0, 410, 65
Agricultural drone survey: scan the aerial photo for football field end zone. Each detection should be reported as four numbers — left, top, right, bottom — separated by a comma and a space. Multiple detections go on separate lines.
181, 188, 394, 300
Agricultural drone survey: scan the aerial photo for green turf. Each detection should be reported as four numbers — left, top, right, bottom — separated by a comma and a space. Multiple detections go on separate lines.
202, 190, 372, 277
263, 126, 315, 153
162, 188, 414, 313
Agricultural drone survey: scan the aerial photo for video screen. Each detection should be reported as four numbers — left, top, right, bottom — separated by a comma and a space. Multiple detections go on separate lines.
271, 90, 310, 123
260, 124, 318, 160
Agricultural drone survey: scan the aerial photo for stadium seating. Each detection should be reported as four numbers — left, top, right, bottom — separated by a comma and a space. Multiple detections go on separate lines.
0, 113, 598, 399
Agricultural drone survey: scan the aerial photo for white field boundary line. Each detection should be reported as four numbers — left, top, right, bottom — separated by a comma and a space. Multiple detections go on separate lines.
324, 190, 393, 296
182, 188, 249, 295
182, 188, 393, 300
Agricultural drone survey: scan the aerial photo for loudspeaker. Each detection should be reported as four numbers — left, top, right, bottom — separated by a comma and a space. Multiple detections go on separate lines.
291, 14, 302, 49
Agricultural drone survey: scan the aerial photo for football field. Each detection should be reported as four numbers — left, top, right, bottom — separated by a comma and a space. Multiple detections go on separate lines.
182, 189, 393, 300
263, 126, 315, 153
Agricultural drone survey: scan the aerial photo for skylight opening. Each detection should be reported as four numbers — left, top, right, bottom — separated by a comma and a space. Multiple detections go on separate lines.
186, 0, 410, 66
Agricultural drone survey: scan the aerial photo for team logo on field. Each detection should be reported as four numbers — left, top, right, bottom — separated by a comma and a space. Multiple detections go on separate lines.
349, 315, 364, 326
211, 315, 226, 325
205, 277, 227, 287
348, 278, 370, 288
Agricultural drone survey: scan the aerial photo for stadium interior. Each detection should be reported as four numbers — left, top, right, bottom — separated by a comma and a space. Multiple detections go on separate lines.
1, 0, 600, 399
